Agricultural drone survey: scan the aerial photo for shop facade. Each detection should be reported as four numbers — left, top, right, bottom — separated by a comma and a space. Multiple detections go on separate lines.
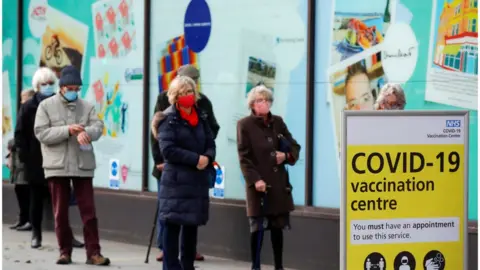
2, 0, 478, 269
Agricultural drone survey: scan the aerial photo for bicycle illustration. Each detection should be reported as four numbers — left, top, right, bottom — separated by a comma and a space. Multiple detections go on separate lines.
45, 34, 63, 65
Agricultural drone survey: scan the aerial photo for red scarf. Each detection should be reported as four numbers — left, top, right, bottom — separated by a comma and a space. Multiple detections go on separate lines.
178, 105, 199, 126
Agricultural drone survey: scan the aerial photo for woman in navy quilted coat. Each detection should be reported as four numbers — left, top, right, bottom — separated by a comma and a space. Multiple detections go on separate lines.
154, 75, 216, 270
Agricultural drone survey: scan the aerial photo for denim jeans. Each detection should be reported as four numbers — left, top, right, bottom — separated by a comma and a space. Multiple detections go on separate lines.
156, 180, 164, 250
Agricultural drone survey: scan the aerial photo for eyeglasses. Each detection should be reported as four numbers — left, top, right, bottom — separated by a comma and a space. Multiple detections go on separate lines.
254, 98, 271, 104
180, 88, 195, 96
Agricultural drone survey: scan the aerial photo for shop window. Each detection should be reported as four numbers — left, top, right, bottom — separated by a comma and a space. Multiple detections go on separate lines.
454, 5, 461, 16
470, 0, 478, 8
470, 19, 477, 32
148, 0, 308, 205
21, 0, 145, 191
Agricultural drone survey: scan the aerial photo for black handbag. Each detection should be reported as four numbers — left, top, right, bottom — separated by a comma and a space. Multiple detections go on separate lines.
277, 134, 292, 153
207, 164, 216, 189
277, 133, 293, 192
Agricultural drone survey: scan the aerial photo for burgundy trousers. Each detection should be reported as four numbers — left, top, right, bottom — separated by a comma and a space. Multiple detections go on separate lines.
48, 177, 100, 257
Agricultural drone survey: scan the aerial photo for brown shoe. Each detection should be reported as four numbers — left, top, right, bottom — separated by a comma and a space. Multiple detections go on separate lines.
86, 254, 111, 266
56, 254, 72, 265
156, 251, 164, 262
195, 252, 205, 261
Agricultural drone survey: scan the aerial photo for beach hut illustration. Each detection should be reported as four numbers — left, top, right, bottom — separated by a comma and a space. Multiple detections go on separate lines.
106, 6, 116, 33
97, 44, 106, 58
95, 13, 104, 38
118, 0, 130, 26
108, 38, 119, 57
121, 32, 132, 53
157, 35, 199, 92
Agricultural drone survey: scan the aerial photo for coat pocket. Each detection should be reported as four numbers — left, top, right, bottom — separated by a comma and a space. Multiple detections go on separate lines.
41, 143, 66, 169
78, 148, 96, 170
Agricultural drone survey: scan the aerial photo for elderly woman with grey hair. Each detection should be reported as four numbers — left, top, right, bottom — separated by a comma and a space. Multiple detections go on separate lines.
15, 67, 59, 248
236, 85, 301, 270
153, 75, 216, 270
374, 83, 407, 110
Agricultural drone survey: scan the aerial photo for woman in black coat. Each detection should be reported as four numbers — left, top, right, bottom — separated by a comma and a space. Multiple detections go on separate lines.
9, 89, 35, 231
155, 75, 216, 270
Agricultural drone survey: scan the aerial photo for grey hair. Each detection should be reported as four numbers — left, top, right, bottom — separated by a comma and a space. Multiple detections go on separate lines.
167, 75, 199, 105
374, 83, 406, 110
246, 85, 274, 109
32, 67, 57, 92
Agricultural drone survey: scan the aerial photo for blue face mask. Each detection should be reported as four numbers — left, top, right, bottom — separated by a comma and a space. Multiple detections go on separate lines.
39, 85, 55, 96
63, 90, 78, 102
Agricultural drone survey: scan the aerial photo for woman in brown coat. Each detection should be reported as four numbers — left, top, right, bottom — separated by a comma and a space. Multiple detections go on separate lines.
236, 85, 301, 270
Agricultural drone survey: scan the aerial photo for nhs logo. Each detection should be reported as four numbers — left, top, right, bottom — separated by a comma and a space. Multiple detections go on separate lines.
446, 120, 461, 128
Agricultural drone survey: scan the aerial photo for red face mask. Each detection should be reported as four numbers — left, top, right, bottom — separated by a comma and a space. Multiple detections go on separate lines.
177, 94, 195, 108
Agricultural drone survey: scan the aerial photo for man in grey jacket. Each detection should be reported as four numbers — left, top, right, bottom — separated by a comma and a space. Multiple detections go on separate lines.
34, 65, 110, 266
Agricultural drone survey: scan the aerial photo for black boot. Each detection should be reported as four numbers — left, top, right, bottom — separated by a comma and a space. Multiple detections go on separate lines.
9, 220, 25, 230
72, 238, 84, 248
31, 230, 42, 249
16, 222, 32, 231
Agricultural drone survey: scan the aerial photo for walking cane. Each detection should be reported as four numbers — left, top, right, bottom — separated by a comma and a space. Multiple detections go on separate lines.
255, 185, 271, 269
144, 203, 159, 263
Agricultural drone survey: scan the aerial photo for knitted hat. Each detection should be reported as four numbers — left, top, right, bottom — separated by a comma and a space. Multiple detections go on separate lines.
177, 64, 200, 80
59, 65, 82, 86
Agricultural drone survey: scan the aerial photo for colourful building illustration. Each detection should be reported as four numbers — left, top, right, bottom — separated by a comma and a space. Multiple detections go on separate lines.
433, 0, 478, 74
157, 35, 200, 92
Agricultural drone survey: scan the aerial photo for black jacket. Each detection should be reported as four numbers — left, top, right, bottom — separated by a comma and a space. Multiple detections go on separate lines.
151, 91, 219, 179
157, 105, 216, 225
14, 93, 52, 184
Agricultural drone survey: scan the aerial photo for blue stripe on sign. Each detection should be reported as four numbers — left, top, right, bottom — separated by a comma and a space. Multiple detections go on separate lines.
182, 47, 190, 63
165, 55, 172, 72
158, 75, 163, 93
169, 42, 176, 53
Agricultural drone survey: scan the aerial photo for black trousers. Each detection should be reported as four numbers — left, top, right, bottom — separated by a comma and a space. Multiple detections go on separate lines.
251, 228, 284, 269
162, 222, 198, 270
14, 184, 30, 224
29, 183, 49, 234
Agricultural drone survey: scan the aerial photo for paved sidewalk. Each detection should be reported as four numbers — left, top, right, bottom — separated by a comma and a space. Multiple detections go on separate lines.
3, 225, 289, 270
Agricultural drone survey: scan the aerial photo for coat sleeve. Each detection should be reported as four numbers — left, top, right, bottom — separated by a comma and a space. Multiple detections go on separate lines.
203, 118, 216, 162
151, 95, 166, 165
236, 120, 261, 187
14, 104, 29, 163
158, 118, 200, 167
156, 92, 171, 112
84, 105, 104, 142
202, 96, 220, 139
34, 102, 70, 145
279, 117, 301, 165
